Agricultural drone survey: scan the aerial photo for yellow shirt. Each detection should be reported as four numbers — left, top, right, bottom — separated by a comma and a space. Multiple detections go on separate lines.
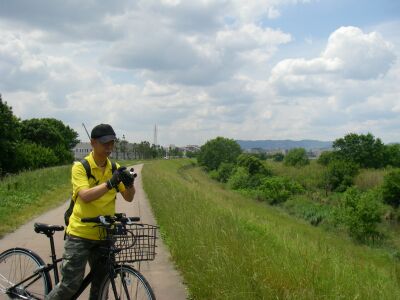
66, 152, 125, 240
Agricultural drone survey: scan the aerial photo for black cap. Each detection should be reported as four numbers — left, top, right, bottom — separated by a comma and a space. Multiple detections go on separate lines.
90, 124, 116, 144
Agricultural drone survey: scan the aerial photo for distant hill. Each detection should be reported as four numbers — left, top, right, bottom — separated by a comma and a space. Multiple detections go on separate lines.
236, 139, 333, 151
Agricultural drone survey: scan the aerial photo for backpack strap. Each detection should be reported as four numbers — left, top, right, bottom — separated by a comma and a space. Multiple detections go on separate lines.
81, 159, 98, 185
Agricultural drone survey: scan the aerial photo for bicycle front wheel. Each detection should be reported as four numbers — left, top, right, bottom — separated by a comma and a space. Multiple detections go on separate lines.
0, 247, 52, 299
99, 265, 156, 300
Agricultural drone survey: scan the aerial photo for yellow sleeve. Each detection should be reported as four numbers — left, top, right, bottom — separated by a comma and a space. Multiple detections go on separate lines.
71, 162, 90, 198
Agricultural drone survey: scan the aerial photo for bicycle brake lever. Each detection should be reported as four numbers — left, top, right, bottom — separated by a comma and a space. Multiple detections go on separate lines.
99, 216, 110, 225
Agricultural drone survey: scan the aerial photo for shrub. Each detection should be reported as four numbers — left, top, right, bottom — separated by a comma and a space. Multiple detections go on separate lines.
14, 142, 58, 170
324, 160, 359, 192
335, 188, 383, 242
381, 168, 400, 208
284, 148, 309, 167
227, 167, 251, 190
256, 176, 304, 205
215, 162, 235, 183
237, 154, 272, 176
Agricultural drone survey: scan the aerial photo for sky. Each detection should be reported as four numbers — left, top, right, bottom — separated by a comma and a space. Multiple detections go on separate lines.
0, 0, 399, 146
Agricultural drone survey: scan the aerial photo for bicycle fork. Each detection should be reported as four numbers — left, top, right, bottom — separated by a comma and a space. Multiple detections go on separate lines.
109, 267, 132, 300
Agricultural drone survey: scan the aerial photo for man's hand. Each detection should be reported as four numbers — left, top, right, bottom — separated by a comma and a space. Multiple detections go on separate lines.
118, 167, 136, 188
106, 170, 121, 190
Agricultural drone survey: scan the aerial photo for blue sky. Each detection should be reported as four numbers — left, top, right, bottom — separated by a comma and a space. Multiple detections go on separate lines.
0, 0, 399, 146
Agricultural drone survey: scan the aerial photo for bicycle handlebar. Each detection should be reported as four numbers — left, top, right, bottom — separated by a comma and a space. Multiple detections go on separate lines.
81, 214, 140, 225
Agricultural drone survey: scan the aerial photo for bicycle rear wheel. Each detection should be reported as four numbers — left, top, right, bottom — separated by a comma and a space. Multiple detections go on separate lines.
0, 247, 51, 299
99, 265, 155, 300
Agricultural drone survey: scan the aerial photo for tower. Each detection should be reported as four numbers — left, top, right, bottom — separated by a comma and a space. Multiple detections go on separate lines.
153, 124, 158, 147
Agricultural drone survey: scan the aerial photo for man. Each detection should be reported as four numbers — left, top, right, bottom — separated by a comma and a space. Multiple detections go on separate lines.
46, 124, 135, 300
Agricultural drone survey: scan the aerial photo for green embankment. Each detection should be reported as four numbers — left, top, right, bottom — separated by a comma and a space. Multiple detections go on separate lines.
0, 166, 71, 237
142, 159, 400, 300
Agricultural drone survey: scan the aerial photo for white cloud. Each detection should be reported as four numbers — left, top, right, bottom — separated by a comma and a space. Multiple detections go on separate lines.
323, 26, 396, 79
270, 26, 397, 98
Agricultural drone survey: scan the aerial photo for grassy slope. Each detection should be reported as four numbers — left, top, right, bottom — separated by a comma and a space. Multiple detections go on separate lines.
0, 166, 71, 237
142, 159, 400, 300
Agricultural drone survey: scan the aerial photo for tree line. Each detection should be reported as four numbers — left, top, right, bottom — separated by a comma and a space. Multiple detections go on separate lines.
1, 95, 79, 175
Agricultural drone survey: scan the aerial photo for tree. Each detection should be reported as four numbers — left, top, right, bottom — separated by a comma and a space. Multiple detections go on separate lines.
0, 95, 20, 174
333, 133, 386, 168
197, 137, 242, 171
19, 118, 78, 164
384, 144, 400, 167
317, 151, 336, 166
284, 148, 309, 167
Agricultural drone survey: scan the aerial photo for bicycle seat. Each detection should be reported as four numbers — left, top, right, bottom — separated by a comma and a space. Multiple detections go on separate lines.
34, 223, 64, 235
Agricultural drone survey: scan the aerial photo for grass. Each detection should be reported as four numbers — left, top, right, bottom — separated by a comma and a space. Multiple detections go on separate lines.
267, 160, 326, 191
354, 168, 388, 191
142, 159, 400, 299
0, 166, 71, 237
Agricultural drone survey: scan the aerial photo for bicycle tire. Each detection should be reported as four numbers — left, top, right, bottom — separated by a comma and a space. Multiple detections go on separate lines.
0, 247, 52, 299
99, 265, 156, 300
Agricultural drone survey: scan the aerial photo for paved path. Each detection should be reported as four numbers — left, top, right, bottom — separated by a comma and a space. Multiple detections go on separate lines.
0, 164, 188, 300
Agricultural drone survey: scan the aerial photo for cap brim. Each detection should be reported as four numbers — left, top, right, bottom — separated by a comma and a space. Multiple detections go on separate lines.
97, 135, 116, 143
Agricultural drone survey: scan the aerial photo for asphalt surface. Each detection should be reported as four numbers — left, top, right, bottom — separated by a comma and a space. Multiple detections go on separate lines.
0, 163, 188, 300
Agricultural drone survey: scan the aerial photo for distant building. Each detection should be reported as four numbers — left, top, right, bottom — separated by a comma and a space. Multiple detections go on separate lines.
72, 142, 92, 160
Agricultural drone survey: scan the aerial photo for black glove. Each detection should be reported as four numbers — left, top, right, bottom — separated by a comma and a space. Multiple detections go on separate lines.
106, 170, 121, 190
118, 167, 136, 188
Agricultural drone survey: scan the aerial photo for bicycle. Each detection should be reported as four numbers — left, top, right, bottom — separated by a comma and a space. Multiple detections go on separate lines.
0, 213, 158, 299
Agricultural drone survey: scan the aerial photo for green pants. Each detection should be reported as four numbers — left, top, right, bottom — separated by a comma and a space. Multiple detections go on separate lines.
45, 235, 108, 300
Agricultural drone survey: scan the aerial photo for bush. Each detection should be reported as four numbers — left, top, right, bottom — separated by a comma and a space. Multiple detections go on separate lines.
284, 148, 309, 167
213, 162, 235, 183
335, 188, 383, 242
324, 160, 359, 192
227, 167, 251, 190
14, 142, 58, 170
237, 154, 272, 176
256, 176, 304, 205
381, 169, 400, 208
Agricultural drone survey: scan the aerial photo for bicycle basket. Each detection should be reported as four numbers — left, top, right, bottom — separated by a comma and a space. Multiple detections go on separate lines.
105, 223, 158, 263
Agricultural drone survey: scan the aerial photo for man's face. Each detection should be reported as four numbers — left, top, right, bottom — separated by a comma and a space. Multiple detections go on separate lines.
92, 139, 115, 157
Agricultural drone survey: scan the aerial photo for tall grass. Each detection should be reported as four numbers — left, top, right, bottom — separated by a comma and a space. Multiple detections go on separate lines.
142, 159, 400, 299
267, 160, 326, 191
354, 168, 388, 191
0, 166, 71, 237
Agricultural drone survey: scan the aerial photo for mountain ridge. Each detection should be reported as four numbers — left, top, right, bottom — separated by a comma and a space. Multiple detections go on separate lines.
236, 139, 333, 150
